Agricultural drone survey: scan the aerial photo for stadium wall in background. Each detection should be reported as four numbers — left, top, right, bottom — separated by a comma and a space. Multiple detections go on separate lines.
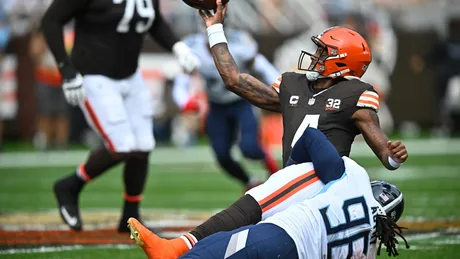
1, 29, 459, 140
139, 29, 460, 129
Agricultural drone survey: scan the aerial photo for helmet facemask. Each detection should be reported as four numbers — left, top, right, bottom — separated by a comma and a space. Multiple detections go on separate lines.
298, 36, 339, 81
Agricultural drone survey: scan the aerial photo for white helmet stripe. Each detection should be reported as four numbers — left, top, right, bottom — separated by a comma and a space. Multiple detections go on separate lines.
325, 69, 350, 78
325, 53, 347, 61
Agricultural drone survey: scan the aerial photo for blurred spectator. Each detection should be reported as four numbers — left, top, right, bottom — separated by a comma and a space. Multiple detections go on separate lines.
338, 12, 397, 133
427, 18, 460, 136
256, 0, 326, 35
3, 0, 44, 36
161, 0, 325, 36
154, 78, 184, 145
29, 28, 73, 150
273, 17, 329, 72
3, 0, 47, 139
0, 1, 11, 151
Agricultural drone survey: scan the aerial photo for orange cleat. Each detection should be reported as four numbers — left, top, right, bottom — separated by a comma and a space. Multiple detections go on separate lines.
127, 218, 190, 259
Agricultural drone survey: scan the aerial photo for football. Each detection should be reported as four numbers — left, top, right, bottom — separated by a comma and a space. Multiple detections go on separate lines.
182, 0, 230, 10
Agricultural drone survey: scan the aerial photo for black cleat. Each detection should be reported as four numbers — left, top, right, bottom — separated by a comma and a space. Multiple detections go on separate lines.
58, 204, 82, 231
54, 175, 84, 231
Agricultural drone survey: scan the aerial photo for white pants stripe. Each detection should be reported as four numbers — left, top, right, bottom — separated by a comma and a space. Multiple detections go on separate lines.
224, 229, 249, 259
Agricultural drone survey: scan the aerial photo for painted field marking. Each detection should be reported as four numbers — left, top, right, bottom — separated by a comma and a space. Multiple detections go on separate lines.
1, 230, 458, 254
368, 165, 460, 180
0, 244, 135, 255
0, 139, 459, 168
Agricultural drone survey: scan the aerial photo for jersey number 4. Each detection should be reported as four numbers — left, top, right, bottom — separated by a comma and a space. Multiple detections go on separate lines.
320, 197, 371, 259
291, 114, 320, 147
113, 0, 155, 33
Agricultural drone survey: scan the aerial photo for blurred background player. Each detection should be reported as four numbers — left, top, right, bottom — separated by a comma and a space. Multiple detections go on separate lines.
41, 0, 200, 232
172, 30, 279, 191
29, 27, 74, 150
425, 17, 460, 137
0, 3, 10, 152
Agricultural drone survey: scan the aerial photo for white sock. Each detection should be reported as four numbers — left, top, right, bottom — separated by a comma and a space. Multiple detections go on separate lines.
180, 232, 198, 249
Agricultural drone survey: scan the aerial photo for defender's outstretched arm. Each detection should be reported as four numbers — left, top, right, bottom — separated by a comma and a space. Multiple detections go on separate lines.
287, 127, 345, 183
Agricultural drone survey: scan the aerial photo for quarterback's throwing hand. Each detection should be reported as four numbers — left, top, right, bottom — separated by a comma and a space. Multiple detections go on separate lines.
387, 140, 408, 164
199, 0, 227, 28
62, 74, 85, 106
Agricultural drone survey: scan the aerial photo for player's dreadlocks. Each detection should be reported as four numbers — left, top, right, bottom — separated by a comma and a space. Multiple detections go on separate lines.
375, 214, 410, 257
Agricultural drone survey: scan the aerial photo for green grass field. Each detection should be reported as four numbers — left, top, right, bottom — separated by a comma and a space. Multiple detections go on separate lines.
1, 143, 460, 258
3, 238, 460, 259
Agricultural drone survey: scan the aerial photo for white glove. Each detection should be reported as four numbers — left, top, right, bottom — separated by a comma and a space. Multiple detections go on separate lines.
173, 41, 201, 74
62, 73, 85, 106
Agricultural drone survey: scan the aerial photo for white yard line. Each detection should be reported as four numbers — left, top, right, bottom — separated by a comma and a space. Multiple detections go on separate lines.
368, 165, 460, 180
1, 230, 458, 254
0, 139, 459, 168
0, 244, 432, 254
1, 207, 220, 217
1, 209, 458, 229
1, 219, 205, 232
0, 244, 135, 254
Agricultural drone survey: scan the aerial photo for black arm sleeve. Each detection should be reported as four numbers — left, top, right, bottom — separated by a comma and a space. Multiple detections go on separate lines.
148, 0, 179, 52
190, 194, 262, 241
41, 0, 87, 73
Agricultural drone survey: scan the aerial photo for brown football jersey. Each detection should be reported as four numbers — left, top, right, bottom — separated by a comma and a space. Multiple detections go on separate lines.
43, 0, 164, 79
272, 72, 380, 166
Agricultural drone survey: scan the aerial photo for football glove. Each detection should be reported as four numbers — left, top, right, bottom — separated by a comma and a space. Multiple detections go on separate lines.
173, 41, 201, 74
62, 73, 85, 106
59, 63, 85, 106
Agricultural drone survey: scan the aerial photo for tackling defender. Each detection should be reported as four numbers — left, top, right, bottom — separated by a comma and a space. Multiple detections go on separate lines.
173, 30, 279, 190
41, 0, 200, 232
128, 127, 409, 258
120, 0, 411, 256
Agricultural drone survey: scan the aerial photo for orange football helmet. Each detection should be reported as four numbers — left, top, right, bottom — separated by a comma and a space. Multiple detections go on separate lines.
298, 26, 372, 81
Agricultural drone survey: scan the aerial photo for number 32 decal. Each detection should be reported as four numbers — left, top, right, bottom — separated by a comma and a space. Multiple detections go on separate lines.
114, 0, 155, 33
291, 114, 320, 147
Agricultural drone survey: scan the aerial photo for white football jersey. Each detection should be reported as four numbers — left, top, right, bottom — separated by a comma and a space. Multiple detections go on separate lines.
182, 31, 258, 104
263, 157, 379, 259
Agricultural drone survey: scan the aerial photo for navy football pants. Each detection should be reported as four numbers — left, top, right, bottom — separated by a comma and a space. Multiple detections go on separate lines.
206, 100, 266, 184
179, 223, 298, 259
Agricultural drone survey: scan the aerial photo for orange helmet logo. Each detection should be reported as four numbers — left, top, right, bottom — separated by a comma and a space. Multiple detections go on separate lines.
298, 26, 372, 81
